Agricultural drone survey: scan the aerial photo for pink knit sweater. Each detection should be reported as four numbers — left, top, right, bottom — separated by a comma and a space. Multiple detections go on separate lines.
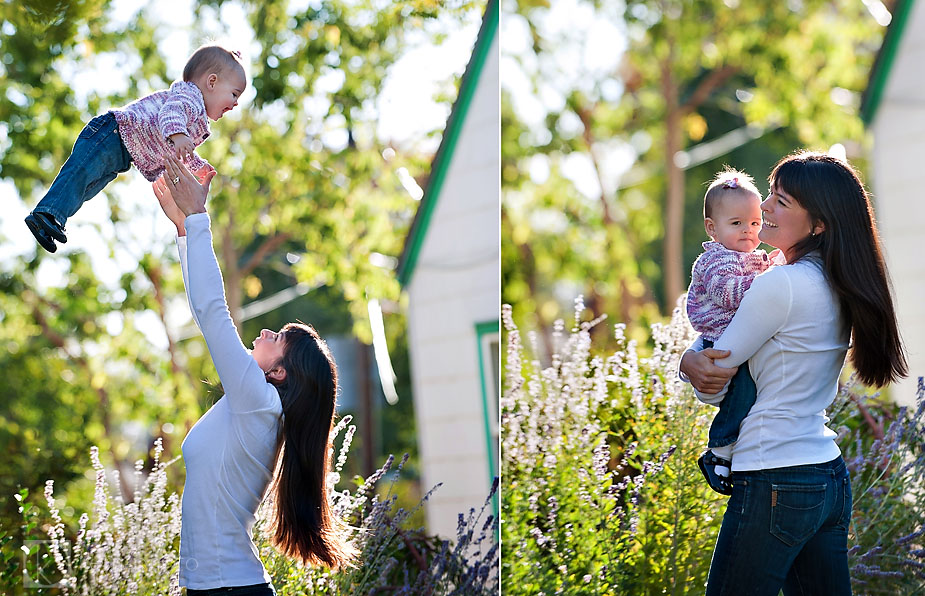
686, 241, 773, 342
111, 81, 212, 182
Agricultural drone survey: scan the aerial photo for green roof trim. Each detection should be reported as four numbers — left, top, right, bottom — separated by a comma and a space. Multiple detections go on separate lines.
861, 0, 916, 125
474, 319, 500, 521
397, 0, 499, 286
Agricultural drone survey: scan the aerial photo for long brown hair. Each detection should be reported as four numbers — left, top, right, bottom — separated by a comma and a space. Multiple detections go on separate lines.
267, 322, 355, 568
770, 151, 907, 387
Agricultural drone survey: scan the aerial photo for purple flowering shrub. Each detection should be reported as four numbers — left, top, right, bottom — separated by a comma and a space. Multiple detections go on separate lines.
832, 378, 925, 595
11, 416, 498, 595
502, 298, 925, 595
501, 299, 724, 594
257, 417, 499, 594
5, 440, 184, 595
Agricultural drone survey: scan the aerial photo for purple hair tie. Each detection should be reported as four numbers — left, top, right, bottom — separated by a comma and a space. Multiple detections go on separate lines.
722, 177, 739, 189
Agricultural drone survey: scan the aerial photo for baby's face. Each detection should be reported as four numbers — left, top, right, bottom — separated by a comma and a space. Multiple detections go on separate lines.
201, 66, 246, 121
705, 192, 762, 253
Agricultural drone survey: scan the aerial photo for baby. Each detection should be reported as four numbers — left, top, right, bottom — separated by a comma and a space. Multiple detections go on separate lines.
25, 44, 246, 252
686, 169, 778, 495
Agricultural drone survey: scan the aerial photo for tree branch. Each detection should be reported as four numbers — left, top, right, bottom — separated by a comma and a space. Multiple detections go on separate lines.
240, 232, 292, 279
848, 391, 885, 441
680, 65, 739, 116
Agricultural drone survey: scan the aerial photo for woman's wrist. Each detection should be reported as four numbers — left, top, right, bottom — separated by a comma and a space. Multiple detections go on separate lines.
679, 350, 693, 381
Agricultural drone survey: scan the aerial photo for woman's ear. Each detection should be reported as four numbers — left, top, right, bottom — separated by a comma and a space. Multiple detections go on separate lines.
813, 220, 825, 236
266, 366, 287, 384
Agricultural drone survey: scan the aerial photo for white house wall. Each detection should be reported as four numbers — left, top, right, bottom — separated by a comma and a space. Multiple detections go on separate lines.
870, 0, 925, 406
406, 31, 500, 538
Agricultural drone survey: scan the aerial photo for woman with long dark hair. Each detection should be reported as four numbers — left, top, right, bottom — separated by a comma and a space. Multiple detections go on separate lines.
680, 151, 906, 595
152, 154, 354, 595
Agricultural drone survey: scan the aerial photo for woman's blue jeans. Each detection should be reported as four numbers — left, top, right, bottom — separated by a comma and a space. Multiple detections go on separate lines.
33, 111, 132, 225
185, 583, 275, 596
706, 457, 853, 595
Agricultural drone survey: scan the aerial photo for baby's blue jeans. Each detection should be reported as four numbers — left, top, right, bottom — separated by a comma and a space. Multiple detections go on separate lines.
33, 112, 132, 225
703, 338, 757, 449
706, 457, 852, 595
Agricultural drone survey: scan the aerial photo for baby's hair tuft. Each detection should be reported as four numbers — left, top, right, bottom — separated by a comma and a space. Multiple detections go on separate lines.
703, 167, 761, 219
183, 44, 245, 83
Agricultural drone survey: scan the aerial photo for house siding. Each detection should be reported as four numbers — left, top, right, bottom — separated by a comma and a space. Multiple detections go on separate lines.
870, 0, 925, 406
406, 29, 500, 537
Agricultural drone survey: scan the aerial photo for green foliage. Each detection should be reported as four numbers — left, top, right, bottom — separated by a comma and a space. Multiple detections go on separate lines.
502, 302, 925, 595
830, 381, 925, 595
502, 300, 721, 594
0, 0, 484, 584
501, 0, 885, 335
2, 425, 498, 595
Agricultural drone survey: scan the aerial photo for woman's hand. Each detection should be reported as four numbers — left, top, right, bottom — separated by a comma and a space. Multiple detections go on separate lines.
680, 348, 738, 394
163, 153, 214, 216
152, 174, 187, 236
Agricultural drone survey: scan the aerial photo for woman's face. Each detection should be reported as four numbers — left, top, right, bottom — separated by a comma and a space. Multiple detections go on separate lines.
759, 183, 817, 261
252, 328, 286, 373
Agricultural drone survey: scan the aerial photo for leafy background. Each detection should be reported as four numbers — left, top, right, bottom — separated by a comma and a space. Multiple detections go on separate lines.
0, 0, 487, 589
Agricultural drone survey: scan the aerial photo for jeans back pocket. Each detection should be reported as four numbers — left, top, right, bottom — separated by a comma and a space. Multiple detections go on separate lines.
78, 114, 109, 139
769, 482, 827, 546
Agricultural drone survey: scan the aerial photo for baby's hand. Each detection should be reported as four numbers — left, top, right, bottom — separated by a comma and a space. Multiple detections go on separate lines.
193, 163, 216, 185
168, 133, 195, 161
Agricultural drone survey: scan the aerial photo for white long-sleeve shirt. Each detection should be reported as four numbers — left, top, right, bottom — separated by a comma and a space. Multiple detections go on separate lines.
697, 256, 848, 472
177, 213, 282, 589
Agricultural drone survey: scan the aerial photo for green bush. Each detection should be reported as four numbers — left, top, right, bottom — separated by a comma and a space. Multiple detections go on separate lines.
501, 298, 925, 595
3, 416, 498, 595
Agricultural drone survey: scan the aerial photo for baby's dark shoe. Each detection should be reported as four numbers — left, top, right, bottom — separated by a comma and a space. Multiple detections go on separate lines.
25, 211, 67, 253
698, 450, 733, 496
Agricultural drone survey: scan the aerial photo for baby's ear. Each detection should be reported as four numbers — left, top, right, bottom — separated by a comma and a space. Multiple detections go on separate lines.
704, 218, 716, 239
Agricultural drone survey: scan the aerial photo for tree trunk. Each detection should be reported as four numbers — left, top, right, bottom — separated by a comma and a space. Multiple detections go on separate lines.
575, 102, 657, 324
661, 39, 685, 313
220, 205, 243, 330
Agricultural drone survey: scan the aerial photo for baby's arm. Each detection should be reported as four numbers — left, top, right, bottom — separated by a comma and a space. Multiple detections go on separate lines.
187, 155, 214, 183
158, 93, 196, 153
157, 88, 212, 173
168, 133, 195, 160
703, 253, 762, 311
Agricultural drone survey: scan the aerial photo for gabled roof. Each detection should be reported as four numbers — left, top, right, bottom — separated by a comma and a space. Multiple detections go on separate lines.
396, 0, 499, 287
861, 0, 916, 125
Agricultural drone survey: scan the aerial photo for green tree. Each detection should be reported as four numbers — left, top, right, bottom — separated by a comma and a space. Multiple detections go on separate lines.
501, 0, 884, 338
0, 0, 483, 575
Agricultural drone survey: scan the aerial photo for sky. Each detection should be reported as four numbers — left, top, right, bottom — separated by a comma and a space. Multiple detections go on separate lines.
0, 0, 483, 348
500, 0, 631, 201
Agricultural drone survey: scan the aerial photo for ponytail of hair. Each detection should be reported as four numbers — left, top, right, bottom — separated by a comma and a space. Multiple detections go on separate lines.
268, 323, 355, 568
